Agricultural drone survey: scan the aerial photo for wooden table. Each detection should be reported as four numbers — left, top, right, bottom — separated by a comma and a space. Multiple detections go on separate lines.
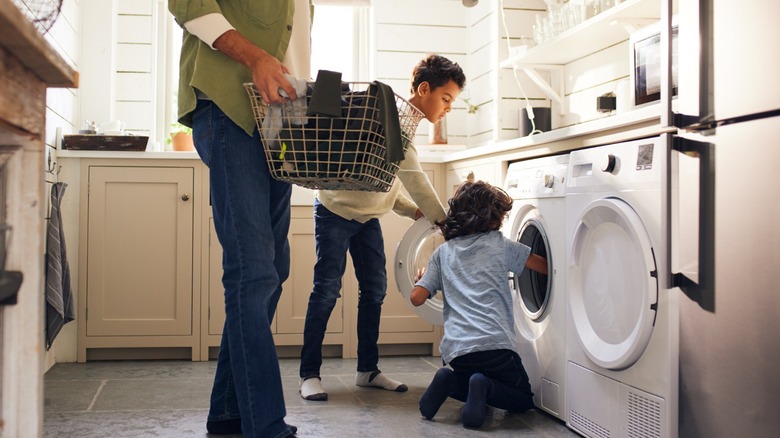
0, 1, 77, 436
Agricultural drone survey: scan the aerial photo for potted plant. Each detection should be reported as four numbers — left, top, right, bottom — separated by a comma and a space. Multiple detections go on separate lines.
168, 123, 194, 151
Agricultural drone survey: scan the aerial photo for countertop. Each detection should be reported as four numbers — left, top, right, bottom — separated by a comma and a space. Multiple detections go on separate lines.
56, 103, 665, 164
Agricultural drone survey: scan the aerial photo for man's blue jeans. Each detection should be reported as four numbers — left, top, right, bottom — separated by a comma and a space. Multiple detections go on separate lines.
299, 200, 387, 378
192, 100, 293, 438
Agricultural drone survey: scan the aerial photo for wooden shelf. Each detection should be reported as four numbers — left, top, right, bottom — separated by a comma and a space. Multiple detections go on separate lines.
500, 0, 660, 68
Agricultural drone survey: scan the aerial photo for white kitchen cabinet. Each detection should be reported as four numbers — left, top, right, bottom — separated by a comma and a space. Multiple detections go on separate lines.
77, 160, 203, 362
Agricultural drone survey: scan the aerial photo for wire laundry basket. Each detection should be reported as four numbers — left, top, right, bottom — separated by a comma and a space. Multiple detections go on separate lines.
245, 82, 424, 192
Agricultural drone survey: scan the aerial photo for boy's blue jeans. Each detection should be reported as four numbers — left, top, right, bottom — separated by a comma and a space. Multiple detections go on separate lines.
192, 100, 293, 438
449, 349, 535, 413
300, 200, 387, 378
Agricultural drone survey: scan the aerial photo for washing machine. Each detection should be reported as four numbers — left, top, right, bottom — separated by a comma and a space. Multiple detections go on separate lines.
503, 154, 569, 422
565, 138, 678, 438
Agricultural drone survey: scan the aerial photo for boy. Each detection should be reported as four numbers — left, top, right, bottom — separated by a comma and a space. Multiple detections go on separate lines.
299, 54, 466, 401
411, 180, 548, 428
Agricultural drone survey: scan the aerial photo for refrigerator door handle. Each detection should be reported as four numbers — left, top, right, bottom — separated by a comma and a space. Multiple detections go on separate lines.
664, 134, 716, 312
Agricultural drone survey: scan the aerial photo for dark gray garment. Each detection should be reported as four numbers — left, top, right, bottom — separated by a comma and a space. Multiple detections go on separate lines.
45, 182, 74, 350
306, 69, 343, 117
372, 80, 404, 163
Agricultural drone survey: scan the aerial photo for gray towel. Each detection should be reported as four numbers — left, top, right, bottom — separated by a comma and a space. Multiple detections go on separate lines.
45, 182, 74, 350
307, 70, 343, 117
372, 81, 405, 163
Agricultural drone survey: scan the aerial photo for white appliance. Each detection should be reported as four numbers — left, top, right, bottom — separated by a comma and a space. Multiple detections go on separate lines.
503, 154, 568, 421
565, 137, 678, 438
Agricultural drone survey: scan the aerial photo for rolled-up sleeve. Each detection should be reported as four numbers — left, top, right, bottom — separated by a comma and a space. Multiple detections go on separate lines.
184, 13, 235, 49
168, 0, 223, 27
396, 146, 446, 224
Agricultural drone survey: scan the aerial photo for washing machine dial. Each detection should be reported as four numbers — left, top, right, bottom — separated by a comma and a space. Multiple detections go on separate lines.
543, 173, 555, 188
601, 154, 619, 174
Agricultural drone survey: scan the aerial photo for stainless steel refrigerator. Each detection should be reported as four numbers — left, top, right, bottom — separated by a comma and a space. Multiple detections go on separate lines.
667, 0, 780, 436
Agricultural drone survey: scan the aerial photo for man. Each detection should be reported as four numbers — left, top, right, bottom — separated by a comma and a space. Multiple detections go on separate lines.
168, 1, 312, 436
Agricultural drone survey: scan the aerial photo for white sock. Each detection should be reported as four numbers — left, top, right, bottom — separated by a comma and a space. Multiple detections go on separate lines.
356, 370, 408, 392
300, 377, 328, 401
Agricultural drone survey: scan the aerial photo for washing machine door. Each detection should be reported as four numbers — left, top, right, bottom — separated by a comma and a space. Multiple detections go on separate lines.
569, 198, 658, 370
507, 205, 553, 327
394, 218, 445, 326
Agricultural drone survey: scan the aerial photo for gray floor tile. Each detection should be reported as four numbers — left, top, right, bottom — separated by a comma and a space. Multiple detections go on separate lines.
44, 410, 210, 438
44, 379, 103, 413
44, 356, 577, 437
44, 360, 217, 381
93, 379, 212, 411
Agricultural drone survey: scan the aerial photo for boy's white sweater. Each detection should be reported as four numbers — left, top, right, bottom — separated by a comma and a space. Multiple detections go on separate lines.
316, 144, 446, 224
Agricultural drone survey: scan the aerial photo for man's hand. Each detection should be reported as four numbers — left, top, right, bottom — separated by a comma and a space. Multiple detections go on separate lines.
212, 29, 296, 105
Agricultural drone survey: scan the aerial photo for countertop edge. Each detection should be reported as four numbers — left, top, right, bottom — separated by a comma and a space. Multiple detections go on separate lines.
56, 106, 663, 163
439, 105, 664, 163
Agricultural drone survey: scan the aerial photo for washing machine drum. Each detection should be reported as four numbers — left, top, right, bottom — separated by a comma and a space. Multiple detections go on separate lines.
394, 218, 445, 326
511, 217, 552, 321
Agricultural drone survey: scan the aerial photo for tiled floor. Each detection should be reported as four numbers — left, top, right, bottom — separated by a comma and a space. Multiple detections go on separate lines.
44, 356, 578, 437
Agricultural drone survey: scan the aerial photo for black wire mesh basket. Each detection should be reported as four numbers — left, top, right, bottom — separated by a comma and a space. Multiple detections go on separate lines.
245, 82, 424, 192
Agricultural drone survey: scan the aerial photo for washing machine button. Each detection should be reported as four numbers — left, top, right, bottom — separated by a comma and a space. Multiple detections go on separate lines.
600, 154, 619, 174
543, 173, 555, 188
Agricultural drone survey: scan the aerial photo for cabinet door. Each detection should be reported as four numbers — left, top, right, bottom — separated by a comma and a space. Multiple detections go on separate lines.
86, 166, 193, 336
276, 215, 343, 334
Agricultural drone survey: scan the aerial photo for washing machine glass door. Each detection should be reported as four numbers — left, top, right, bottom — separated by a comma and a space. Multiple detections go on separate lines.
569, 198, 658, 370
509, 210, 552, 322
394, 218, 445, 326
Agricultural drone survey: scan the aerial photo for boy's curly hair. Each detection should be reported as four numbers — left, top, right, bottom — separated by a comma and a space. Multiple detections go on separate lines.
437, 180, 513, 241
410, 54, 467, 95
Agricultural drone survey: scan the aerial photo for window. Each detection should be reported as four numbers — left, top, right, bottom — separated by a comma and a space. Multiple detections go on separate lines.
310, 5, 371, 81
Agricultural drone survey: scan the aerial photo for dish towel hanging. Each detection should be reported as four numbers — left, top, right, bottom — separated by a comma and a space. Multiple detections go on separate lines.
45, 182, 74, 350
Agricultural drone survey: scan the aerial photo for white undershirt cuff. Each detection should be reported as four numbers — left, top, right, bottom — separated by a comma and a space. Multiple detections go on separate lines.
183, 13, 234, 50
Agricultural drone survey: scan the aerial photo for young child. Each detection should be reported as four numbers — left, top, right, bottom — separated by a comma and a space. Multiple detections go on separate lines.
299, 54, 467, 401
410, 180, 548, 428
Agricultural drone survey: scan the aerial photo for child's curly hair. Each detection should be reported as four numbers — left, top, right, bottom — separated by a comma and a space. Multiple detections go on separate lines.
437, 180, 513, 241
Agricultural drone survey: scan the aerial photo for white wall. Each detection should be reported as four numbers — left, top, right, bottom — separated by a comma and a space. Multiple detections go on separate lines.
495, 0, 633, 144
18, 0, 83, 369
79, 0, 158, 140
373, 0, 469, 145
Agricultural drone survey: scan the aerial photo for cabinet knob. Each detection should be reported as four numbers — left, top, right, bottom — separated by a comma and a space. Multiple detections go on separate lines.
181, 194, 190, 201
